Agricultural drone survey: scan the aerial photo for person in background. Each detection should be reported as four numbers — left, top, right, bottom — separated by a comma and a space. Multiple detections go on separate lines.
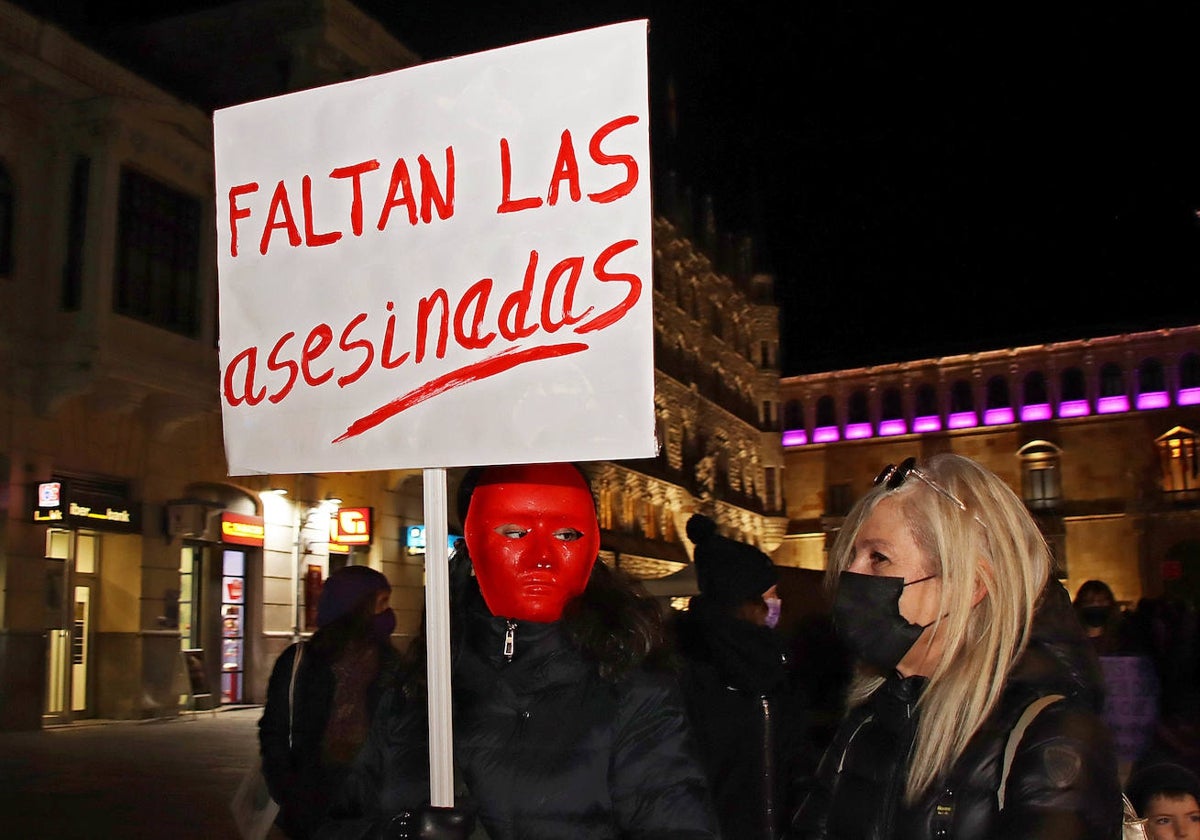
1074, 580, 1161, 778
319, 462, 719, 840
672, 512, 814, 840
1074, 579, 1133, 656
260, 564, 403, 839
1126, 762, 1200, 840
787, 453, 1120, 839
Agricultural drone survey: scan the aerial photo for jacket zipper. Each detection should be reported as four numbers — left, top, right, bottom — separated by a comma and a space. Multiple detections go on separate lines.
503, 619, 516, 660
761, 695, 775, 840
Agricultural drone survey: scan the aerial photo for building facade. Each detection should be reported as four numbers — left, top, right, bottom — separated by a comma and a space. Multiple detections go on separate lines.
778, 326, 1200, 609
0, 0, 783, 729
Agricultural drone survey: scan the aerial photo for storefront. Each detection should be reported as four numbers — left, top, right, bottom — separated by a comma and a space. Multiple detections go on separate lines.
32, 475, 140, 725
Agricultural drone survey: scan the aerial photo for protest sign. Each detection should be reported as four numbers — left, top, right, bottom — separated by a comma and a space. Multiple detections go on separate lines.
214, 21, 655, 475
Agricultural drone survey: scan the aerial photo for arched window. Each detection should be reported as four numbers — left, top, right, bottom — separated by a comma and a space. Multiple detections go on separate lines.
984, 376, 1014, 425
1098, 362, 1129, 413
879, 387, 906, 436
1017, 439, 1062, 511
814, 395, 839, 443
1137, 358, 1169, 410
1059, 367, 1089, 418
1180, 353, 1200, 407
846, 390, 871, 440
1157, 426, 1200, 494
949, 379, 977, 429
914, 384, 940, 432
1022, 371, 1051, 421
0, 161, 12, 276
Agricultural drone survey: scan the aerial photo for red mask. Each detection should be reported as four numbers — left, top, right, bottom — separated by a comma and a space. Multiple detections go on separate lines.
464, 463, 600, 622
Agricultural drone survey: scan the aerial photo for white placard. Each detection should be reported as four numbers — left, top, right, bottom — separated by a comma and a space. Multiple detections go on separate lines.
214, 21, 656, 475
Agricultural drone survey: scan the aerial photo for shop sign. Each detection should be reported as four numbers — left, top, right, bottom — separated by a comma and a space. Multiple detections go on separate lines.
221, 511, 265, 547
329, 507, 372, 554
405, 524, 462, 556
31, 480, 140, 531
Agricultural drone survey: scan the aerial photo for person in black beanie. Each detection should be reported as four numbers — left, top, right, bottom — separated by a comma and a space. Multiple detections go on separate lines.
260, 564, 405, 839
672, 512, 817, 840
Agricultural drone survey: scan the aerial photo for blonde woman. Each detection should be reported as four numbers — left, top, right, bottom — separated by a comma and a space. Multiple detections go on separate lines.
787, 453, 1121, 839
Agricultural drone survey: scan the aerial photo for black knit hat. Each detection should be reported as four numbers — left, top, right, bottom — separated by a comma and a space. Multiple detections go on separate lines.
316, 565, 390, 628
686, 513, 777, 605
1127, 762, 1200, 816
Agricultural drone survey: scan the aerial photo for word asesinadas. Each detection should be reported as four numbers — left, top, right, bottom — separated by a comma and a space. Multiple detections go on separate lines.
225, 115, 640, 258
222, 239, 641, 408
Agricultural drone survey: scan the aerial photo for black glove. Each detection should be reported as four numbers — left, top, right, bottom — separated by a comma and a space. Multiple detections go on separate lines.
378, 806, 475, 840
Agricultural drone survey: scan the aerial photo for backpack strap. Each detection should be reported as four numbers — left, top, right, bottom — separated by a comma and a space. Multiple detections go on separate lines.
287, 642, 305, 751
997, 693, 1064, 811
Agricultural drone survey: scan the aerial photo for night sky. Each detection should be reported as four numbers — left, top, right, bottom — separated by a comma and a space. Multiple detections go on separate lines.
26, 0, 1200, 375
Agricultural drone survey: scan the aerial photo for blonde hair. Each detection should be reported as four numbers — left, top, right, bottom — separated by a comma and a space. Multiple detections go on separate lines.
827, 452, 1051, 803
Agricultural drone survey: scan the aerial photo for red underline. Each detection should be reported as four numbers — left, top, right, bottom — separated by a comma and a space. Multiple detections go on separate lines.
332, 342, 589, 443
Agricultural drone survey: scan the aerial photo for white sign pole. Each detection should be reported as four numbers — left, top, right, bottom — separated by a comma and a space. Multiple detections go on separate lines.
422, 467, 454, 805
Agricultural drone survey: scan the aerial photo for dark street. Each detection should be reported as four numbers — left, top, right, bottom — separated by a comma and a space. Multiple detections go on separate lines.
0, 708, 277, 839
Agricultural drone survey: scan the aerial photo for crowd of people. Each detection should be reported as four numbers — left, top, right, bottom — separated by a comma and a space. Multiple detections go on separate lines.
255, 455, 1200, 840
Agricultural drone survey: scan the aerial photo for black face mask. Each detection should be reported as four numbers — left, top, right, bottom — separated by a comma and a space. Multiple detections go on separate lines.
1079, 605, 1112, 628
832, 571, 938, 673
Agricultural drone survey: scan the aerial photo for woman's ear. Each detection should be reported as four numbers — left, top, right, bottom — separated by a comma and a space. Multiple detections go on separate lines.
972, 560, 993, 607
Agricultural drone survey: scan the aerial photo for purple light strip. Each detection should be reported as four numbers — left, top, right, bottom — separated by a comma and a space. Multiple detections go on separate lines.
948, 411, 978, 430
1058, 399, 1091, 418
781, 429, 808, 447
1097, 395, 1130, 414
813, 425, 840, 444
1179, 387, 1200, 407
983, 407, 1015, 426
1021, 403, 1052, 422
879, 418, 907, 436
845, 422, 873, 440
1136, 391, 1170, 410
913, 415, 941, 433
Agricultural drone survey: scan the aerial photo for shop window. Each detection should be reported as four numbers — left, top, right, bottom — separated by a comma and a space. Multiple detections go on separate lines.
179, 545, 203, 649
0, 161, 12, 277
114, 167, 202, 337
1156, 426, 1199, 494
1098, 362, 1129, 413
1018, 439, 1062, 510
220, 549, 246, 704
1059, 367, 1089, 418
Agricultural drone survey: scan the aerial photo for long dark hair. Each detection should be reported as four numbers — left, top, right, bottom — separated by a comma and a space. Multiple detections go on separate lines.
402, 543, 677, 695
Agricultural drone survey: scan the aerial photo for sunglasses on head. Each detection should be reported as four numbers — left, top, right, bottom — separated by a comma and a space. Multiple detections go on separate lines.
874, 457, 970, 513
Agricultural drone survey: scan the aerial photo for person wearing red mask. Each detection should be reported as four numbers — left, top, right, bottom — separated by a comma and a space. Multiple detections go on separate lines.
318, 462, 719, 840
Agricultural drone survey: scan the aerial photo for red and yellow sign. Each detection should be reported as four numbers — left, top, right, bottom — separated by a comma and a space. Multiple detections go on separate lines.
221, 511, 265, 547
329, 507, 372, 554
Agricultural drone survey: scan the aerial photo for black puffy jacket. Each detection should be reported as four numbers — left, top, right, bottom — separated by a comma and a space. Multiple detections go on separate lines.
787, 579, 1122, 840
673, 596, 816, 839
320, 586, 720, 840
